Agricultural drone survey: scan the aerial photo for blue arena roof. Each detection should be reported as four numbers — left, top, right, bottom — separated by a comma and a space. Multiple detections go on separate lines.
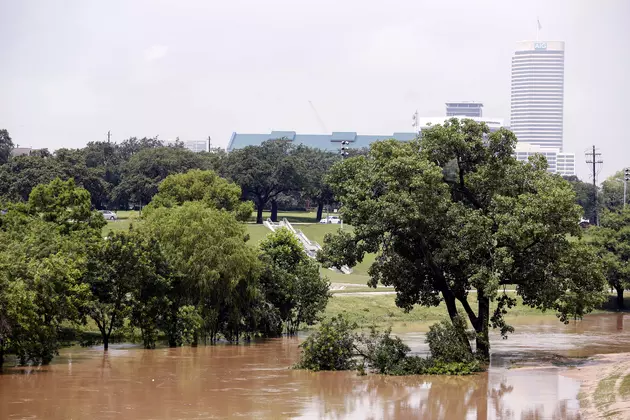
227, 131, 418, 152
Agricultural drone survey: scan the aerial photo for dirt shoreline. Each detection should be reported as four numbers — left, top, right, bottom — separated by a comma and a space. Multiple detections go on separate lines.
561, 352, 630, 419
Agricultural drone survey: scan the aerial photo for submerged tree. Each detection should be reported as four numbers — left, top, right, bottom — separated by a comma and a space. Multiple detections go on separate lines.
320, 119, 605, 359
259, 228, 330, 334
142, 201, 261, 345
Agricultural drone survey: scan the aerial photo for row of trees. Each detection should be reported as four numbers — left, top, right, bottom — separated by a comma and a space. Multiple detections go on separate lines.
1, 127, 624, 225
0, 170, 330, 369
0, 129, 347, 223
564, 171, 629, 222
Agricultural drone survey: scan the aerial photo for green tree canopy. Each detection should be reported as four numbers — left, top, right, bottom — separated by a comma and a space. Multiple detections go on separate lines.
0, 129, 14, 165
147, 169, 253, 221
320, 119, 605, 359
591, 208, 630, 309
0, 217, 93, 367
259, 228, 330, 334
563, 175, 597, 222
81, 231, 169, 350
28, 178, 106, 234
111, 147, 210, 209
293, 147, 338, 221
141, 201, 261, 344
223, 140, 305, 223
601, 170, 626, 212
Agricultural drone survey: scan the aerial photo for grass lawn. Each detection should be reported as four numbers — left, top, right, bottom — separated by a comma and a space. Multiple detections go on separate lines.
245, 222, 376, 285
102, 210, 142, 236
322, 293, 567, 330
248, 210, 324, 224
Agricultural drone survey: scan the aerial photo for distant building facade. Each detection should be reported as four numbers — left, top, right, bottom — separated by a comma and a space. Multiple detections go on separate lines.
514, 143, 575, 176
418, 116, 505, 132
182, 140, 208, 153
510, 40, 565, 151
10, 147, 34, 157
227, 131, 417, 152
165, 140, 209, 153
445, 102, 483, 118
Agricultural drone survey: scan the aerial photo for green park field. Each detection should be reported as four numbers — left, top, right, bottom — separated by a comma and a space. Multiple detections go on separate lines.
101, 209, 622, 331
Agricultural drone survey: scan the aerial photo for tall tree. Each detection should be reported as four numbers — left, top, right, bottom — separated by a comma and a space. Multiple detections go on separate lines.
294, 147, 338, 221
563, 175, 597, 222
146, 169, 253, 221
259, 228, 330, 334
142, 201, 261, 344
224, 140, 304, 223
28, 178, 106, 234
82, 231, 166, 350
111, 147, 210, 209
0, 214, 93, 367
319, 119, 605, 359
601, 170, 626, 212
592, 208, 630, 309
0, 154, 64, 201
0, 129, 14, 165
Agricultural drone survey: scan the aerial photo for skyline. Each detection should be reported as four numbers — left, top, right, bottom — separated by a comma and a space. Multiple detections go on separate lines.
1, 0, 628, 181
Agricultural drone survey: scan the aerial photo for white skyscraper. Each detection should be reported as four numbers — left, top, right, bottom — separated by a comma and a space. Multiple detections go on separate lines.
510, 41, 565, 151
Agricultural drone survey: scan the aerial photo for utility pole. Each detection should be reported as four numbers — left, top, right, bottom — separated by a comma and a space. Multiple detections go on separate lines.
624, 168, 630, 208
339, 141, 350, 230
585, 145, 603, 225
207, 136, 212, 152
412, 110, 419, 132
107, 130, 111, 142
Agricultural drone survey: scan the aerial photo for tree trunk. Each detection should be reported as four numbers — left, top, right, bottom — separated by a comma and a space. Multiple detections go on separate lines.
476, 291, 490, 361
442, 290, 473, 354
103, 334, 109, 351
316, 202, 324, 222
0, 346, 4, 372
271, 199, 278, 222
256, 203, 264, 224
616, 286, 625, 310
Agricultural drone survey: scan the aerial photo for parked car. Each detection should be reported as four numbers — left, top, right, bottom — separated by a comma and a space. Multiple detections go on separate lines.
319, 215, 341, 224
99, 210, 118, 221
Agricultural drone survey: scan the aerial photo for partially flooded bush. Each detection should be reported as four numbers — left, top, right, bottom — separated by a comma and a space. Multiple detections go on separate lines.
356, 327, 410, 374
295, 315, 482, 375
357, 323, 481, 376
426, 316, 475, 363
294, 315, 356, 371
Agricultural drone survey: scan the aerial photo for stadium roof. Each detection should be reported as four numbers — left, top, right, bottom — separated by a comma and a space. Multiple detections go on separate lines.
227, 131, 418, 152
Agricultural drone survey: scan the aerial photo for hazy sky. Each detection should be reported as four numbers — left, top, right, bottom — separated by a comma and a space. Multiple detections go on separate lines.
1, 0, 628, 181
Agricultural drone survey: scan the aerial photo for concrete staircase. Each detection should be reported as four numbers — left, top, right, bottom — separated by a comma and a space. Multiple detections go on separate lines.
263, 218, 352, 274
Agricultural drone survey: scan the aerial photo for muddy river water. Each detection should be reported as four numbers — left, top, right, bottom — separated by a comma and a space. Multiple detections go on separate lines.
1, 314, 630, 419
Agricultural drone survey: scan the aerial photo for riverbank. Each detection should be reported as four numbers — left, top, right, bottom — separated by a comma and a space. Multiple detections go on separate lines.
563, 353, 630, 419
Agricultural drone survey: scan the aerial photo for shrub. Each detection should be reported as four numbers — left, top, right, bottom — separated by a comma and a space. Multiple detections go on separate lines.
294, 315, 483, 376
426, 316, 474, 363
294, 315, 356, 371
356, 327, 409, 374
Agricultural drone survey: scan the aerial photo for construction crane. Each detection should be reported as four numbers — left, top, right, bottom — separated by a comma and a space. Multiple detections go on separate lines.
308, 101, 329, 133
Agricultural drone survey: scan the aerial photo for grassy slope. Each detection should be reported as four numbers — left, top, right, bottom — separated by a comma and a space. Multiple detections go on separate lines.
322, 293, 560, 330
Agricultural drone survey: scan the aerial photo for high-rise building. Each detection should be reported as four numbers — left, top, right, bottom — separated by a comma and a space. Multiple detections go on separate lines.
510, 41, 565, 150
446, 102, 483, 118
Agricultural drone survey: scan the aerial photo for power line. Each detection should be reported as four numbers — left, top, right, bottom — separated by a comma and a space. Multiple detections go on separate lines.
585, 145, 603, 225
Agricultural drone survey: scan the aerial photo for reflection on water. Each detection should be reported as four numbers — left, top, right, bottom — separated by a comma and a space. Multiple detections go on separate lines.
1, 314, 629, 419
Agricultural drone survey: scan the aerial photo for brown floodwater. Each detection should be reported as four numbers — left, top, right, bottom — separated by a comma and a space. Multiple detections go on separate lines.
1, 314, 630, 419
